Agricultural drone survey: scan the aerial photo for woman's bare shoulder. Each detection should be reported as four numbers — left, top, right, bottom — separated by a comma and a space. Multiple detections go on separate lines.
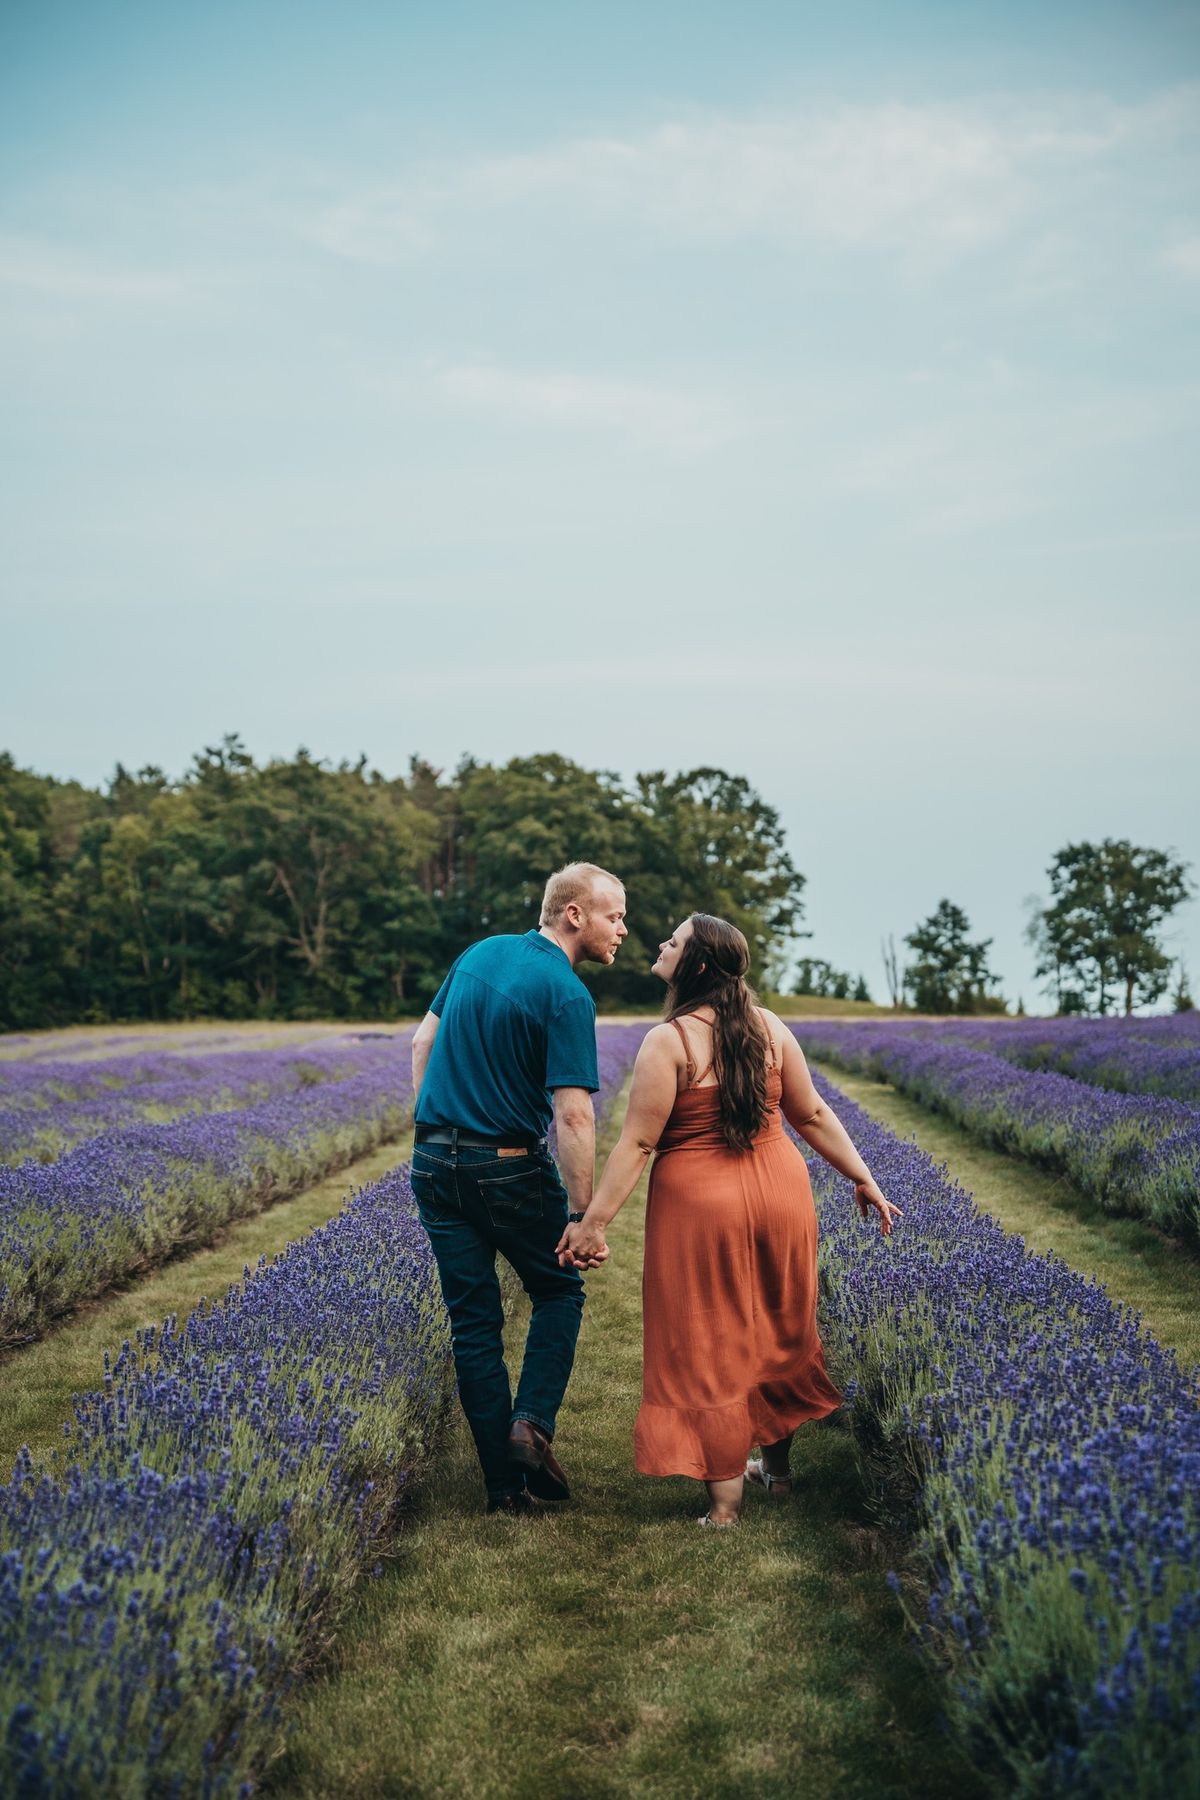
640, 1021, 684, 1057
756, 1006, 790, 1052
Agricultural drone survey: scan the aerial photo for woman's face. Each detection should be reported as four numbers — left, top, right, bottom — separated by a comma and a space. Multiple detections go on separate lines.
651, 917, 693, 984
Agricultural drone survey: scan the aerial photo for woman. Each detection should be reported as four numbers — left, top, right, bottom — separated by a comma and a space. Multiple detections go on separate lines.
557, 913, 901, 1527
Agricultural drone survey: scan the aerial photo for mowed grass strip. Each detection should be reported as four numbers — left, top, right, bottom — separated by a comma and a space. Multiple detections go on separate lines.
2, 1130, 414, 1473
271, 1088, 981, 1800
820, 1065, 1200, 1370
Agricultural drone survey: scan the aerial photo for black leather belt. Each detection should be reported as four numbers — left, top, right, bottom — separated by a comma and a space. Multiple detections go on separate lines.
414, 1125, 546, 1152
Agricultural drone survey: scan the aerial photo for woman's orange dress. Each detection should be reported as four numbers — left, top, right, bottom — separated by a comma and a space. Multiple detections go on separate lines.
634, 1025, 842, 1481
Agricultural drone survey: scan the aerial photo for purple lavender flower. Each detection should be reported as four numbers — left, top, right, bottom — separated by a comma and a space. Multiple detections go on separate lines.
794, 1021, 1200, 1243
796, 1059, 1200, 1793
0, 1032, 645, 1794
0, 1036, 416, 1346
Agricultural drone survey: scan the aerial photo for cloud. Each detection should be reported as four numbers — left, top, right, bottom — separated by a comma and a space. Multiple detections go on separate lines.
437, 361, 741, 452
299, 88, 1197, 270
1165, 233, 1200, 278
0, 233, 181, 302
829, 380, 1183, 536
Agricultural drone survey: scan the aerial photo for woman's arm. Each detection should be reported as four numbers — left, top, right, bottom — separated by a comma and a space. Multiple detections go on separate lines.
555, 1026, 680, 1268
773, 1017, 904, 1237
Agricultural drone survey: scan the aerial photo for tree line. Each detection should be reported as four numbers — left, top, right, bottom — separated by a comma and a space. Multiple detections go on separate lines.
3, 740, 1191, 1028
0, 739, 807, 1029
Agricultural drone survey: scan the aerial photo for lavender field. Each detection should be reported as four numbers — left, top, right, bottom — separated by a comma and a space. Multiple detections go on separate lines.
0, 1030, 418, 1347
0, 1031, 413, 1165
797, 1070, 1200, 1796
794, 1019, 1200, 1244
0, 1024, 649, 1795
3, 1015, 1196, 1796
814, 1013, 1200, 1105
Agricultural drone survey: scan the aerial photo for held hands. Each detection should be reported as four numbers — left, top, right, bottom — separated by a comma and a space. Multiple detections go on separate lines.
854, 1177, 903, 1237
555, 1218, 610, 1270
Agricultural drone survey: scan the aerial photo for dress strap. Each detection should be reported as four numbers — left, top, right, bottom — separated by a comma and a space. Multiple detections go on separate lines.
669, 1017, 697, 1084
758, 1009, 779, 1070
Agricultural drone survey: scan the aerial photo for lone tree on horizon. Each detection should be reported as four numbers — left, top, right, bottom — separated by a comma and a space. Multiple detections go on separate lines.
903, 900, 999, 1014
1027, 838, 1193, 1016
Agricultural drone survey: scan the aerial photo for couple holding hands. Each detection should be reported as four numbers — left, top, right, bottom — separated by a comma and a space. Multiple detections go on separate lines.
410, 862, 899, 1527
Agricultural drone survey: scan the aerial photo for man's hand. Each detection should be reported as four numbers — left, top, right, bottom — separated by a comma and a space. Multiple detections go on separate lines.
555, 1219, 610, 1269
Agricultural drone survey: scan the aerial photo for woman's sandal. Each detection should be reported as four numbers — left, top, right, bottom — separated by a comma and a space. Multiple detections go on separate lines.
697, 1513, 739, 1528
745, 1456, 793, 1497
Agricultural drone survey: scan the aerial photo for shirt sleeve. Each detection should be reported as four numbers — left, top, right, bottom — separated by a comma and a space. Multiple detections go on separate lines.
545, 993, 600, 1092
428, 953, 464, 1018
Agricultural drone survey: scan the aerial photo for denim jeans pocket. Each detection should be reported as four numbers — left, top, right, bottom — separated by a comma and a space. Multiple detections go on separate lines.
475, 1160, 543, 1228
411, 1160, 459, 1225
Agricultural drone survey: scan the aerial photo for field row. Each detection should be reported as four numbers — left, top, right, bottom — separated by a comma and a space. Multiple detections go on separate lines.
0, 1026, 650, 1796
3, 1017, 1197, 1794
0, 1043, 417, 1349
839, 1012, 1200, 1103
795, 1058, 1199, 1796
796, 1020, 1200, 1243
1, 1031, 407, 1165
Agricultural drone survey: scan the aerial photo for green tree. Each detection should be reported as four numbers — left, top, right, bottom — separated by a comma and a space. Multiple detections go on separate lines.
793, 958, 864, 1001
1030, 839, 1193, 1016
0, 743, 809, 1025
904, 900, 999, 1014
622, 767, 807, 1002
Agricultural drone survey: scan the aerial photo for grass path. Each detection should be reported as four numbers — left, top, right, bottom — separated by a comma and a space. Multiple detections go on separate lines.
2, 1128, 414, 1473
270, 1090, 982, 1800
820, 1065, 1200, 1371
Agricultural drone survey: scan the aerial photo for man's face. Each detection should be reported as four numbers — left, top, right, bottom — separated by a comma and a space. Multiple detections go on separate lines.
574, 881, 628, 965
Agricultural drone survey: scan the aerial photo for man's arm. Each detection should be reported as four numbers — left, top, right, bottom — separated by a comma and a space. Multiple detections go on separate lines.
411, 1011, 440, 1102
552, 1086, 596, 1217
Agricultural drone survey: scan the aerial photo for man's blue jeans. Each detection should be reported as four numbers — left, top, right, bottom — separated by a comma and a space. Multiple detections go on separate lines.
411, 1140, 585, 1503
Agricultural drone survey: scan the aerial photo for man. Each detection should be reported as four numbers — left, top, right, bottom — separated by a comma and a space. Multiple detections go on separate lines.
410, 862, 628, 1515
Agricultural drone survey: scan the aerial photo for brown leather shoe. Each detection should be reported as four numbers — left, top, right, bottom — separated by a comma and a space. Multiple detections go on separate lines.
485, 1488, 538, 1516
507, 1419, 571, 1501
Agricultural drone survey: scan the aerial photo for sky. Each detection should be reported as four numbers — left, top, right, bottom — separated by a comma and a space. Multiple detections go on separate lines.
2, 0, 1198, 1006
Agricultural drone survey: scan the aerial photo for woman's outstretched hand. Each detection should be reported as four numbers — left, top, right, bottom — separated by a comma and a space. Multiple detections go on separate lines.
556, 1219, 610, 1269
854, 1178, 903, 1237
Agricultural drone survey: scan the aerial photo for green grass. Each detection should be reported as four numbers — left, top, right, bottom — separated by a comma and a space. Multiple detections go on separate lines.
1, 1130, 414, 1474
820, 1066, 1200, 1371
269, 1095, 982, 1800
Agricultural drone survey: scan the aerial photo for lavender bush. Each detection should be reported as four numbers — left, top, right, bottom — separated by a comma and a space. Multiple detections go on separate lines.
802, 1071, 1200, 1797
794, 1023, 1200, 1244
0, 1166, 451, 1796
0, 1024, 646, 1795
0, 1053, 416, 1348
813, 1014, 1200, 1106
0, 1032, 413, 1166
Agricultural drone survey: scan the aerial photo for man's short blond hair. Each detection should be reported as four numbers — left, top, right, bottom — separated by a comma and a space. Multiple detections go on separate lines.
540, 862, 623, 926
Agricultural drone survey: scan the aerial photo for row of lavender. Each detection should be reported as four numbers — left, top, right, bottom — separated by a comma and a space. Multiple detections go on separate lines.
796, 1022, 1200, 1244
841, 1013, 1200, 1105
0, 1025, 649, 1796
1, 1166, 451, 1796
799, 1062, 1200, 1797
0, 1032, 411, 1165
0, 1025, 340, 1063
0, 1044, 416, 1349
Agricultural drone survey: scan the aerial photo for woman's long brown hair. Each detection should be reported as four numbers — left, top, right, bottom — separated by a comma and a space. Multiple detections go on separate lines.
665, 913, 770, 1153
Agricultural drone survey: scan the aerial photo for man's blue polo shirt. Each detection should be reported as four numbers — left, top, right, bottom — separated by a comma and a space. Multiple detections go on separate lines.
415, 930, 599, 1138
